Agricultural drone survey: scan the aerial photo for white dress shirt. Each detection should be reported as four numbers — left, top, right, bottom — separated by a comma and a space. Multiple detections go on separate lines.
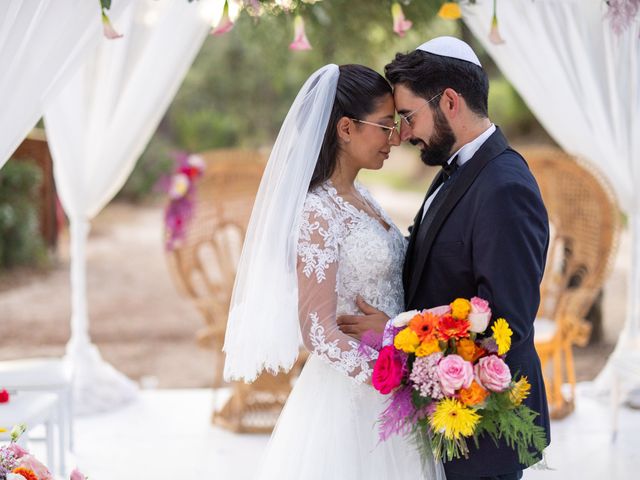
420, 124, 496, 222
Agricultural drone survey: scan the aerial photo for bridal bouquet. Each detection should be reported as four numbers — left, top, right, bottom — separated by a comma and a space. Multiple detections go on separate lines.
371, 297, 546, 465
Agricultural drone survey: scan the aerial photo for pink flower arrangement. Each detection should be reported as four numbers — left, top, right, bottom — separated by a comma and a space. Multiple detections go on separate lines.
161, 152, 206, 250
1, 425, 85, 480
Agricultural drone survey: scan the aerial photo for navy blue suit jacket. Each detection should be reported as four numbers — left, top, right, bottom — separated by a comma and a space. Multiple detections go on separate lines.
403, 128, 551, 476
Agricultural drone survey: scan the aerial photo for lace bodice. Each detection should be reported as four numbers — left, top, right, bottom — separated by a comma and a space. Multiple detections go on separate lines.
297, 180, 407, 383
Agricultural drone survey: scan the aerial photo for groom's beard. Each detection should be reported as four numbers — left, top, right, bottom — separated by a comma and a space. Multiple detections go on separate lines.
414, 107, 456, 167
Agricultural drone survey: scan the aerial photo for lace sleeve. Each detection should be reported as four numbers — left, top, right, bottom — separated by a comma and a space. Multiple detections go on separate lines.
297, 195, 376, 383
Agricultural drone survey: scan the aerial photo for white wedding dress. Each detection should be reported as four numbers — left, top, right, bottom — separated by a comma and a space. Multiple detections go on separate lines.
256, 180, 440, 480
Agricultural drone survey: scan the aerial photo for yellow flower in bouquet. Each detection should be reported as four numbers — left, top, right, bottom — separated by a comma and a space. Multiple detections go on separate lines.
415, 338, 441, 357
492, 317, 512, 355
430, 398, 480, 440
394, 327, 421, 353
450, 298, 471, 319
510, 376, 531, 406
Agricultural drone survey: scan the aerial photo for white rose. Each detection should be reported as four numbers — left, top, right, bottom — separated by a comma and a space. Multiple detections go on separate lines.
392, 310, 419, 328
468, 311, 491, 333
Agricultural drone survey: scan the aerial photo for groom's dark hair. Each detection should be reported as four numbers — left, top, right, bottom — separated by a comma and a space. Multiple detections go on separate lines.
385, 50, 489, 118
310, 64, 392, 190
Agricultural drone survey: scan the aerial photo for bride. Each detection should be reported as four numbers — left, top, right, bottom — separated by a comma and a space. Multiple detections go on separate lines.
223, 64, 444, 480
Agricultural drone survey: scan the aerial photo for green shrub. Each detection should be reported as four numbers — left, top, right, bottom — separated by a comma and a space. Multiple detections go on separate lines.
0, 159, 48, 270
116, 135, 176, 202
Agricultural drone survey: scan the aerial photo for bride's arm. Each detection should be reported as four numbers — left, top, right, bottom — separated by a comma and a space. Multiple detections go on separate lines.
297, 200, 377, 383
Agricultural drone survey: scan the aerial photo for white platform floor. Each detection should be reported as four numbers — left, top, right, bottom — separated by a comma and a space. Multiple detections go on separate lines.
24, 385, 640, 480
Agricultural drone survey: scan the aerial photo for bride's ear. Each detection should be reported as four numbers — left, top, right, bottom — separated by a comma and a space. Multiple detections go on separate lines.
336, 116, 352, 144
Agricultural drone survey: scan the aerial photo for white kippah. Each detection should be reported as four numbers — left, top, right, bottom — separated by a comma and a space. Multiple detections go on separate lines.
416, 36, 482, 67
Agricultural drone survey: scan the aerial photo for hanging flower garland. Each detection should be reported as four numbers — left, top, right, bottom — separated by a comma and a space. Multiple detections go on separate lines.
99, 0, 638, 48
161, 152, 206, 251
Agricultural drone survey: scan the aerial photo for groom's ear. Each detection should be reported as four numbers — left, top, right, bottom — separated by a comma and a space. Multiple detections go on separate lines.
337, 116, 352, 143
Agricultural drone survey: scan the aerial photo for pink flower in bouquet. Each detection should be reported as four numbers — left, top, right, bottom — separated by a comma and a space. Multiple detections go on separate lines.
468, 296, 492, 333
373, 346, 404, 394
437, 354, 474, 396
16, 454, 53, 480
70, 468, 87, 480
6, 443, 28, 459
425, 304, 452, 317
475, 355, 511, 392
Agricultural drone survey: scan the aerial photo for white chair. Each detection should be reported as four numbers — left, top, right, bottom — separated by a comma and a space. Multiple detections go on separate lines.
0, 392, 58, 473
0, 358, 73, 474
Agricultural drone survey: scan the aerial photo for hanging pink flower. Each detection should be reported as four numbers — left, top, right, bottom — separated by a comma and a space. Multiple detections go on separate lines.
102, 13, 123, 40
392, 2, 412, 37
289, 15, 312, 51
488, 0, 505, 44
211, 0, 234, 36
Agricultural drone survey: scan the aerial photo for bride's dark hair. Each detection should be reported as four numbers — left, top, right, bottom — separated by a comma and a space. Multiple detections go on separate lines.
309, 64, 392, 190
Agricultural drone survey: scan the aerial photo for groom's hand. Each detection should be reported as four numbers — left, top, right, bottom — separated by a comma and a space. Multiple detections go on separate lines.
336, 296, 389, 341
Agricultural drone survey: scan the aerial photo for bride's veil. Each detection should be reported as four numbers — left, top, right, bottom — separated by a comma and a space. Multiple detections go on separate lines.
223, 64, 340, 383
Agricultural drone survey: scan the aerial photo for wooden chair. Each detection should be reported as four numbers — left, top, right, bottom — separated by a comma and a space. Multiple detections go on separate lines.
525, 147, 621, 418
165, 148, 305, 433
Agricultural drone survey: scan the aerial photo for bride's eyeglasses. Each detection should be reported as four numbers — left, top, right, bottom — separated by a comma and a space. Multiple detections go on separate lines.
398, 91, 444, 128
350, 118, 399, 142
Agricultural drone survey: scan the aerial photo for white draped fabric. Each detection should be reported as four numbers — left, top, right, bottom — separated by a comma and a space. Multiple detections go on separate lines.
462, 0, 640, 385
43, 0, 221, 413
0, 0, 106, 168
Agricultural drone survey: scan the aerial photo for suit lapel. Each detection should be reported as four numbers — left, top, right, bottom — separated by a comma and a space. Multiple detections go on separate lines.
403, 171, 446, 289
406, 128, 510, 306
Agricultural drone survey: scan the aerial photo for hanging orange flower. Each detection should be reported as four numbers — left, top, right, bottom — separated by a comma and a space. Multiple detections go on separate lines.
409, 312, 439, 342
438, 2, 462, 20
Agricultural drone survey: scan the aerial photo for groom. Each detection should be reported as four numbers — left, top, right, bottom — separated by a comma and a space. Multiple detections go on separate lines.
338, 37, 551, 479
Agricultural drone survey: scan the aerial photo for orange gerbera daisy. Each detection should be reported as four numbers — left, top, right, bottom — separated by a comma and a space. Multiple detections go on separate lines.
437, 314, 470, 341
409, 312, 439, 341
12, 467, 38, 480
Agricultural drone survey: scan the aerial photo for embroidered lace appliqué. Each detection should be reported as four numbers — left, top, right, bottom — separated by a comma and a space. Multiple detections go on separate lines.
297, 181, 407, 382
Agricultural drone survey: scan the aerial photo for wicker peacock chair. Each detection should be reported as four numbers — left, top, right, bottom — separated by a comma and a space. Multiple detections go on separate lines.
165, 148, 305, 433
524, 146, 621, 418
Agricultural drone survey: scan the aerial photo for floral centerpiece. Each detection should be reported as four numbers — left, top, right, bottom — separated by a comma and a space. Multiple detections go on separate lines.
0, 424, 86, 480
372, 297, 547, 465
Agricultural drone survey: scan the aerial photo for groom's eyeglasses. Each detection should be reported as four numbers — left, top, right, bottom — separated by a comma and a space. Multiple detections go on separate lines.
350, 118, 399, 142
398, 91, 445, 128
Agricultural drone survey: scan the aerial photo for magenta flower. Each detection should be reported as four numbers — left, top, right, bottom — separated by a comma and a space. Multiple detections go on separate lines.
212, 0, 234, 36
391, 3, 412, 37
102, 13, 123, 40
289, 15, 312, 51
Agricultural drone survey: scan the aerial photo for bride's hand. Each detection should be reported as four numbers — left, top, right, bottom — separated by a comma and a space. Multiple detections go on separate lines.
336, 296, 390, 341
